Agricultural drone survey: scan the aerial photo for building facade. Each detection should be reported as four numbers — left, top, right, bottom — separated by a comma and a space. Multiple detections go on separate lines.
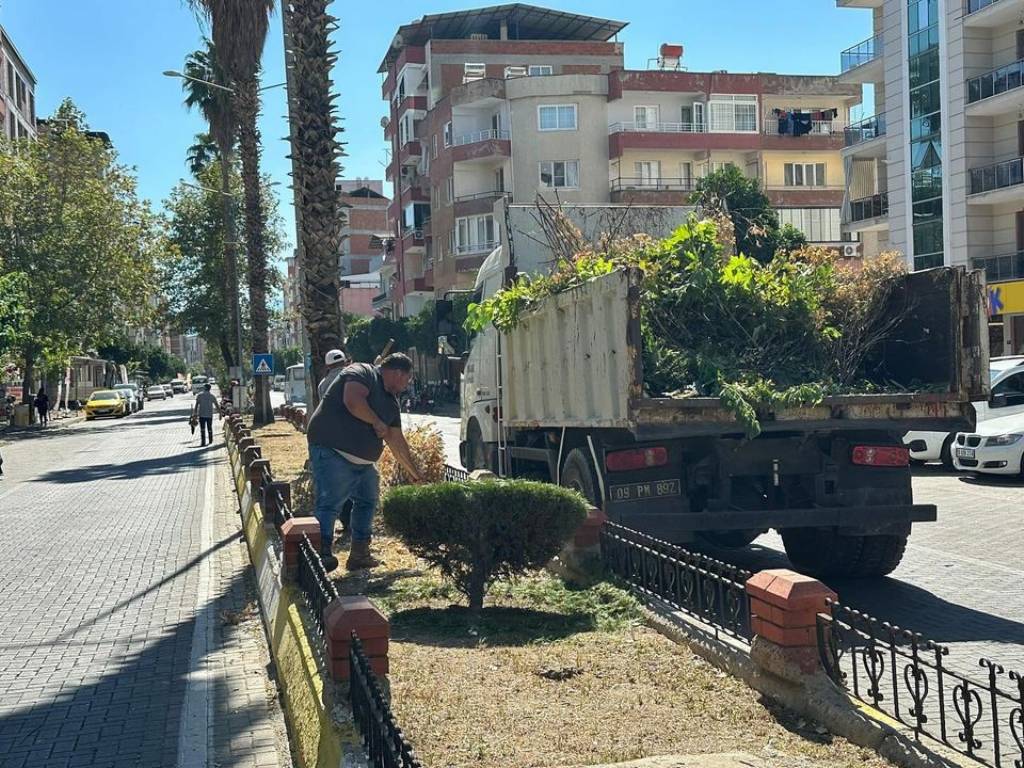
271, 254, 303, 351
836, 0, 1024, 354
380, 5, 861, 316
0, 25, 36, 142
336, 180, 390, 318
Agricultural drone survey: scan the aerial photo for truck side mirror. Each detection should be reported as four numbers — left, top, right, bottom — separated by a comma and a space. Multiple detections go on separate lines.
990, 392, 1008, 408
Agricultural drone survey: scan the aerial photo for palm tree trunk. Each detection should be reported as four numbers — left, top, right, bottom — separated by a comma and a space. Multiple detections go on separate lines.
218, 153, 242, 376
284, 0, 345, 396
235, 74, 274, 426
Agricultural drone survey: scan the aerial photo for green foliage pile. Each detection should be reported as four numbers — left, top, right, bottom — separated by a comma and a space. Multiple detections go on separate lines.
381, 480, 588, 611
465, 216, 909, 437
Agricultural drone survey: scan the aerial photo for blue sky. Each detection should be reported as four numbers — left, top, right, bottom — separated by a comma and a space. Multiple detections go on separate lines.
2, 1, 871, 262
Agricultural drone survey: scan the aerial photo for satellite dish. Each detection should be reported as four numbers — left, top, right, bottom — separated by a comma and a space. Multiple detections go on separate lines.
380, 115, 390, 129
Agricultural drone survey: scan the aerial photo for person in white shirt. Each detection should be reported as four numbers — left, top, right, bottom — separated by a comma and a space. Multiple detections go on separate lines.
318, 349, 348, 399
192, 384, 218, 447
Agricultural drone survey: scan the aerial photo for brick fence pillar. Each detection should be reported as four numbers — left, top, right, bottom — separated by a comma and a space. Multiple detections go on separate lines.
279, 519, 321, 581
262, 481, 291, 525
746, 569, 837, 674
323, 596, 390, 682
241, 445, 262, 471
573, 506, 608, 550
247, 458, 271, 499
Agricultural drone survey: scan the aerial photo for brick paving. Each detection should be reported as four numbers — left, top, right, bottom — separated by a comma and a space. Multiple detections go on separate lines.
0, 399, 290, 768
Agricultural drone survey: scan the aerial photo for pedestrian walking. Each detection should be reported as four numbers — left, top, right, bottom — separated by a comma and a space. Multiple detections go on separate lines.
34, 388, 49, 426
317, 349, 348, 400
192, 383, 218, 447
306, 353, 422, 572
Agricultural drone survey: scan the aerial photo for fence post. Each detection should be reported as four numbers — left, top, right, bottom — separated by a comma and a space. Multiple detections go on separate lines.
323, 596, 390, 682
746, 568, 837, 676
280, 519, 321, 580
247, 458, 271, 499
241, 445, 262, 471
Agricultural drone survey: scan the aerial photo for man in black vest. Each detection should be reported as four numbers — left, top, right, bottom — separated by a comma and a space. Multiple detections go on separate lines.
306, 353, 422, 571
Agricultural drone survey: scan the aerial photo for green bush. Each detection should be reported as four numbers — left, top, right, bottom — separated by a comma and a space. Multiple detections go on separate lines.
381, 480, 588, 611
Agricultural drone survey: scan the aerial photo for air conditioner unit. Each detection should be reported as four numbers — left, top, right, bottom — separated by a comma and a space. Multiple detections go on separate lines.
400, 166, 413, 178
413, 229, 424, 240
504, 66, 527, 79
841, 243, 862, 258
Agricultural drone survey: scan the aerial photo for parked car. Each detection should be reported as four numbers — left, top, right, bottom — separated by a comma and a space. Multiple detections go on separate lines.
170, 379, 187, 394
113, 383, 141, 413
84, 390, 128, 420
162, 384, 175, 398
952, 410, 1024, 476
904, 355, 1024, 466
146, 385, 167, 401
272, 374, 285, 392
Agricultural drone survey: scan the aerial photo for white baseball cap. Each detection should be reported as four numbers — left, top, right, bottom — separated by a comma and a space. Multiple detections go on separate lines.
324, 349, 346, 365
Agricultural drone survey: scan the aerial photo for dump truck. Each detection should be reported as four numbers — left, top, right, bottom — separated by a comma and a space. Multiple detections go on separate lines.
458, 250, 989, 576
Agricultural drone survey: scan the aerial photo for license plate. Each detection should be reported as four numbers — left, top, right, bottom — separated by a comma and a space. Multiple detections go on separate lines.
609, 478, 681, 502
956, 447, 975, 460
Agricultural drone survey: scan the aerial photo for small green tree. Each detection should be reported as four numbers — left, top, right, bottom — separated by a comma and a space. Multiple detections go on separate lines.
382, 480, 588, 611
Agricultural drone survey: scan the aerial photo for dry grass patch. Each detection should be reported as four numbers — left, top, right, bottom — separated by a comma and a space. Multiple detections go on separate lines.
250, 420, 309, 482
253, 423, 889, 768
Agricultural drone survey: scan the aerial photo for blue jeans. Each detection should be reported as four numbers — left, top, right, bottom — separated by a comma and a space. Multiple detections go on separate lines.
309, 444, 379, 545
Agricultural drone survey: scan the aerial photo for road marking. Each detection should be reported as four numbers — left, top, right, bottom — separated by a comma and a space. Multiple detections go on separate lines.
177, 448, 216, 768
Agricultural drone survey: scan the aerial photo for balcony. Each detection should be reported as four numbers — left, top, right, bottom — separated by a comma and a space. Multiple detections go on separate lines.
451, 130, 511, 164
454, 240, 498, 257
608, 120, 764, 155
762, 116, 845, 149
404, 276, 433, 294
966, 59, 1024, 117
398, 140, 422, 166
401, 226, 426, 253
839, 34, 883, 84
843, 114, 887, 157
968, 156, 1024, 204
846, 192, 889, 230
971, 251, 1024, 283
394, 94, 427, 116
764, 184, 846, 207
453, 190, 508, 216
964, 0, 1024, 28
610, 121, 705, 134
609, 177, 694, 205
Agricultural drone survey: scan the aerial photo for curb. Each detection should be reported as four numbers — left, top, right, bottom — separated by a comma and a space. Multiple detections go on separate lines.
225, 428, 359, 768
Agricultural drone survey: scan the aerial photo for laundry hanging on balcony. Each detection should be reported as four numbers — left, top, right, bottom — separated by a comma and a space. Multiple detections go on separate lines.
773, 108, 838, 136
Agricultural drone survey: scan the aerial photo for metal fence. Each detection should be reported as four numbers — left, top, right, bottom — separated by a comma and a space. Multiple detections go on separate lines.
817, 601, 1024, 768
296, 533, 339, 642
443, 464, 470, 483
350, 635, 423, 768
599, 522, 752, 642
258, 464, 293, 530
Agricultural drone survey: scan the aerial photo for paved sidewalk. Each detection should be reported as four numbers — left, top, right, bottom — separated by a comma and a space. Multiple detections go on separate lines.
0, 399, 290, 767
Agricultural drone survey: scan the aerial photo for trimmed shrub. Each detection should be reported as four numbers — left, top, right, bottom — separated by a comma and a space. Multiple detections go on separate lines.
381, 480, 588, 611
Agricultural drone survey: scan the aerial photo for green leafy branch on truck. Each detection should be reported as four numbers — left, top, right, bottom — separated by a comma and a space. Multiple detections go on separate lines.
465, 216, 910, 438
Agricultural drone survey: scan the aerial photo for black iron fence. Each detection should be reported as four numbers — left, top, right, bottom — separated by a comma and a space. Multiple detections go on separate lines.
443, 464, 470, 483
350, 635, 422, 768
599, 522, 752, 642
817, 601, 1024, 768
297, 533, 339, 643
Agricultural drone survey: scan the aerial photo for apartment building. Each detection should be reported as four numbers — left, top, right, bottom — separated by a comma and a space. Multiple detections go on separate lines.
0, 25, 36, 141
836, 0, 1024, 355
607, 69, 860, 247
336, 179, 390, 276
272, 254, 303, 351
380, 4, 861, 315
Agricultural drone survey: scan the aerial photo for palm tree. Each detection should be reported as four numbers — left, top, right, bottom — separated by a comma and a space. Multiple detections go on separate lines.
180, 42, 242, 374
185, 131, 218, 178
282, 0, 345, 398
191, 0, 277, 426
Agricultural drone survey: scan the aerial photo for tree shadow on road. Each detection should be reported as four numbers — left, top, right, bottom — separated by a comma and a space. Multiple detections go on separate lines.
34, 446, 220, 484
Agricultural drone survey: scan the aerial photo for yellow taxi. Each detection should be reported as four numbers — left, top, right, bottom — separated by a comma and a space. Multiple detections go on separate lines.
84, 389, 128, 420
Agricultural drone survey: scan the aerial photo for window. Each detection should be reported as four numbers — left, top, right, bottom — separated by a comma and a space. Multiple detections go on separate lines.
528, 65, 553, 76
539, 160, 580, 189
463, 63, 486, 82
692, 102, 705, 130
432, 134, 438, 158
783, 163, 827, 187
443, 121, 452, 147
445, 177, 454, 204
504, 66, 527, 79
454, 214, 495, 254
992, 372, 1024, 408
538, 104, 577, 131
776, 208, 842, 242
634, 161, 660, 184
680, 162, 693, 187
707, 94, 758, 133
709, 161, 736, 174
634, 105, 659, 130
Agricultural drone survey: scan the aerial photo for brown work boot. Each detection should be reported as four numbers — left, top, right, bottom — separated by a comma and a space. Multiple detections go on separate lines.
345, 540, 381, 571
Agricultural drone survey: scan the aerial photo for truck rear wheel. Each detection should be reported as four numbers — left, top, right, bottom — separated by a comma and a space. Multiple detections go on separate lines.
781, 528, 908, 577
465, 421, 494, 472
561, 448, 600, 507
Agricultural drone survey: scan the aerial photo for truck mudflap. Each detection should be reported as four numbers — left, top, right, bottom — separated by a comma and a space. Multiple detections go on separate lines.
614, 504, 937, 541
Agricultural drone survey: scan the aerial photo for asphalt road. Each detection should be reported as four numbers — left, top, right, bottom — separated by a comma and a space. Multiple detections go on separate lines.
405, 413, 1024, 674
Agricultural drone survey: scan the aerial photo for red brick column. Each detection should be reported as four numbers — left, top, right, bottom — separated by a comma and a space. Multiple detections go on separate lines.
323, 596, 390, 681
746, 569, 837, 673
573, 507, 608, 550
279, 519, 321, 580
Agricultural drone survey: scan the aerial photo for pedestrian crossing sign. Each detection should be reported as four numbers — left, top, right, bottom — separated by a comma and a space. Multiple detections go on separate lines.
252, 353, 274, 376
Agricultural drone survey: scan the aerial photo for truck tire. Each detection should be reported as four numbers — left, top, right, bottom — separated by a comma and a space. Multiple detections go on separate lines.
561, 448, 600, 507
465, 420, 494, 472
940, 434, 955, 469
781, 528, 908, 577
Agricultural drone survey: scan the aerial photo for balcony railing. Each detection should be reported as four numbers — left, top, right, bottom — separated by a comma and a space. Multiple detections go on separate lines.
967, 58, 1024, 104
841, 34, 883, 73
610, 177, 695, 192
849, 192, 889, 222
451, 129, 510, 146
844, 114, 886, 146
608, 121, 705, 134
454, 240, 498, 256
453, 190, 508, 203
971, 250, 1024, 282
763, 118, 842, 136
969, 156, 1024, 195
